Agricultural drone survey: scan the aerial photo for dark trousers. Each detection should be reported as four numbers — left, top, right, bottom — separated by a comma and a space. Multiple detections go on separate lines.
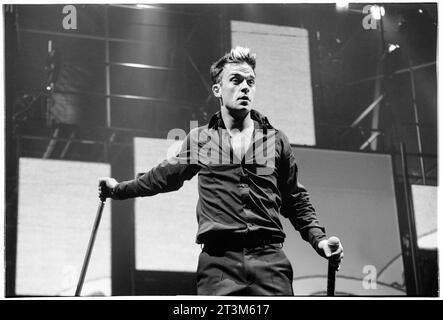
197, 243, 294, 296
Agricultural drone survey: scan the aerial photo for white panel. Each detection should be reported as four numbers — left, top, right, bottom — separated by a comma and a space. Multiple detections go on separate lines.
231, 20, 316, 146
16, 158, 111, 296
286, 148, 405, 295
134, 137, 200, 272
411, 184, 437, 249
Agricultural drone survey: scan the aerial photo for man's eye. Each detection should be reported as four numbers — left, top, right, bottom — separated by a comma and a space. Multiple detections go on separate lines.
247, 79, 255, 86
231, 78, 240, 84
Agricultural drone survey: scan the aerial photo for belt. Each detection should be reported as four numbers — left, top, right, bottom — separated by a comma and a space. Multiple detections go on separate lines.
202, 231, 284, 251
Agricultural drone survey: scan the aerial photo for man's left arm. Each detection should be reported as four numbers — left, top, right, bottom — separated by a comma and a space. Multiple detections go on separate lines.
278, 133, 343, 264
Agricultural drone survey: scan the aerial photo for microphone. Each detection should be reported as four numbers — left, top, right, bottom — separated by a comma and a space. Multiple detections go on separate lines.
98, 180, 108, 202
326, 236, 340, 296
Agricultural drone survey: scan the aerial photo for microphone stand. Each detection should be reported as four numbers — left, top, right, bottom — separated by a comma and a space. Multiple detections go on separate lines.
326, 237, 340, 297
75, 197, 106, 296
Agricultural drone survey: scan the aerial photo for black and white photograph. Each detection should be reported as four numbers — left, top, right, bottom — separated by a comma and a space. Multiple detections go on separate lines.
3, 1, 439, 302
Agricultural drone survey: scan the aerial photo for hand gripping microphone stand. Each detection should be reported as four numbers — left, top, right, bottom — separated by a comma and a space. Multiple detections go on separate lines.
75, 184, 107, 297
326, 236, 340, 297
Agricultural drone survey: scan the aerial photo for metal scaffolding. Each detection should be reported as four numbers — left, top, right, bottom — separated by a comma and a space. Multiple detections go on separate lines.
13, 4, 224, 163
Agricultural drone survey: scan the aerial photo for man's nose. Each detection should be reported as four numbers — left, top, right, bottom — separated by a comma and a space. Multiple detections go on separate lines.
240, 81, 250, 92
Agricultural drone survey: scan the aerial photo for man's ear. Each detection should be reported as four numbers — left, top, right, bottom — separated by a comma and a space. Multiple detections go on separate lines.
212, 84, 221, 98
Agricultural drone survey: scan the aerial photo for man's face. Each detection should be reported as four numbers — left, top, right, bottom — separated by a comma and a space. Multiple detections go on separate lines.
213, 62, 256, 117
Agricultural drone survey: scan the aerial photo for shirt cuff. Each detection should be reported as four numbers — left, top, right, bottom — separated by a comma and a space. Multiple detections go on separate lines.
308, 227, 327, 256
112, 181, 130, 200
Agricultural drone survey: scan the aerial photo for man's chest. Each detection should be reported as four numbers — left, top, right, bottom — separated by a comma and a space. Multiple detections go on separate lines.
228, 130, 253, 160
195, 127, 279, 168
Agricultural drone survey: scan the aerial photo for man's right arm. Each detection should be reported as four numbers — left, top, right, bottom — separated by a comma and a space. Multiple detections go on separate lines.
113, 160, 199, 200
99, 133, 200, 200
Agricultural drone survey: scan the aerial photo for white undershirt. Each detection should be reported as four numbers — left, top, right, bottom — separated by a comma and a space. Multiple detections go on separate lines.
226, 125, 254, 160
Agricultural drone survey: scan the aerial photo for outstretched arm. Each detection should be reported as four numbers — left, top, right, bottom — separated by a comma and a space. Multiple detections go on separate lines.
99, 133, 200, 200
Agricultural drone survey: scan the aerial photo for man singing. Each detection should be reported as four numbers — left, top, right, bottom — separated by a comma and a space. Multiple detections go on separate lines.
99, 46, 343, 295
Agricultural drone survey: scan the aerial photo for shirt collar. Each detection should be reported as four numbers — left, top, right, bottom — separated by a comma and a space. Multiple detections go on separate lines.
208, 109, 274, 132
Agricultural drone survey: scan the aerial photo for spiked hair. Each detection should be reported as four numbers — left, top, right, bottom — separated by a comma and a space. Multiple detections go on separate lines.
209, 46, 256, 84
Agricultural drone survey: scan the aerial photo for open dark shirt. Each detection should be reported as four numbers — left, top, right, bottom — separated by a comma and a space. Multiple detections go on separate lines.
113, 109, 326, 252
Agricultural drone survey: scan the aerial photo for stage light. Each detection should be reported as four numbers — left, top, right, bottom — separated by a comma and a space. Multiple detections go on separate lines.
45, 83, 54, 93
418, 9, 423, 14
336, 1, 349, 11
388, 43, 400, 53
136, 4, 158, 9
370, 5, 385, 20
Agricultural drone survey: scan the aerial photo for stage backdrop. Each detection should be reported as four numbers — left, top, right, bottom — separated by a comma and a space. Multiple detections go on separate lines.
284, 148, 405, 295
134, 137, 200, 272
231, 20, 316, 146
16, 158, 111, 296
411, 184, 437, 250
134, 137, 406, 296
